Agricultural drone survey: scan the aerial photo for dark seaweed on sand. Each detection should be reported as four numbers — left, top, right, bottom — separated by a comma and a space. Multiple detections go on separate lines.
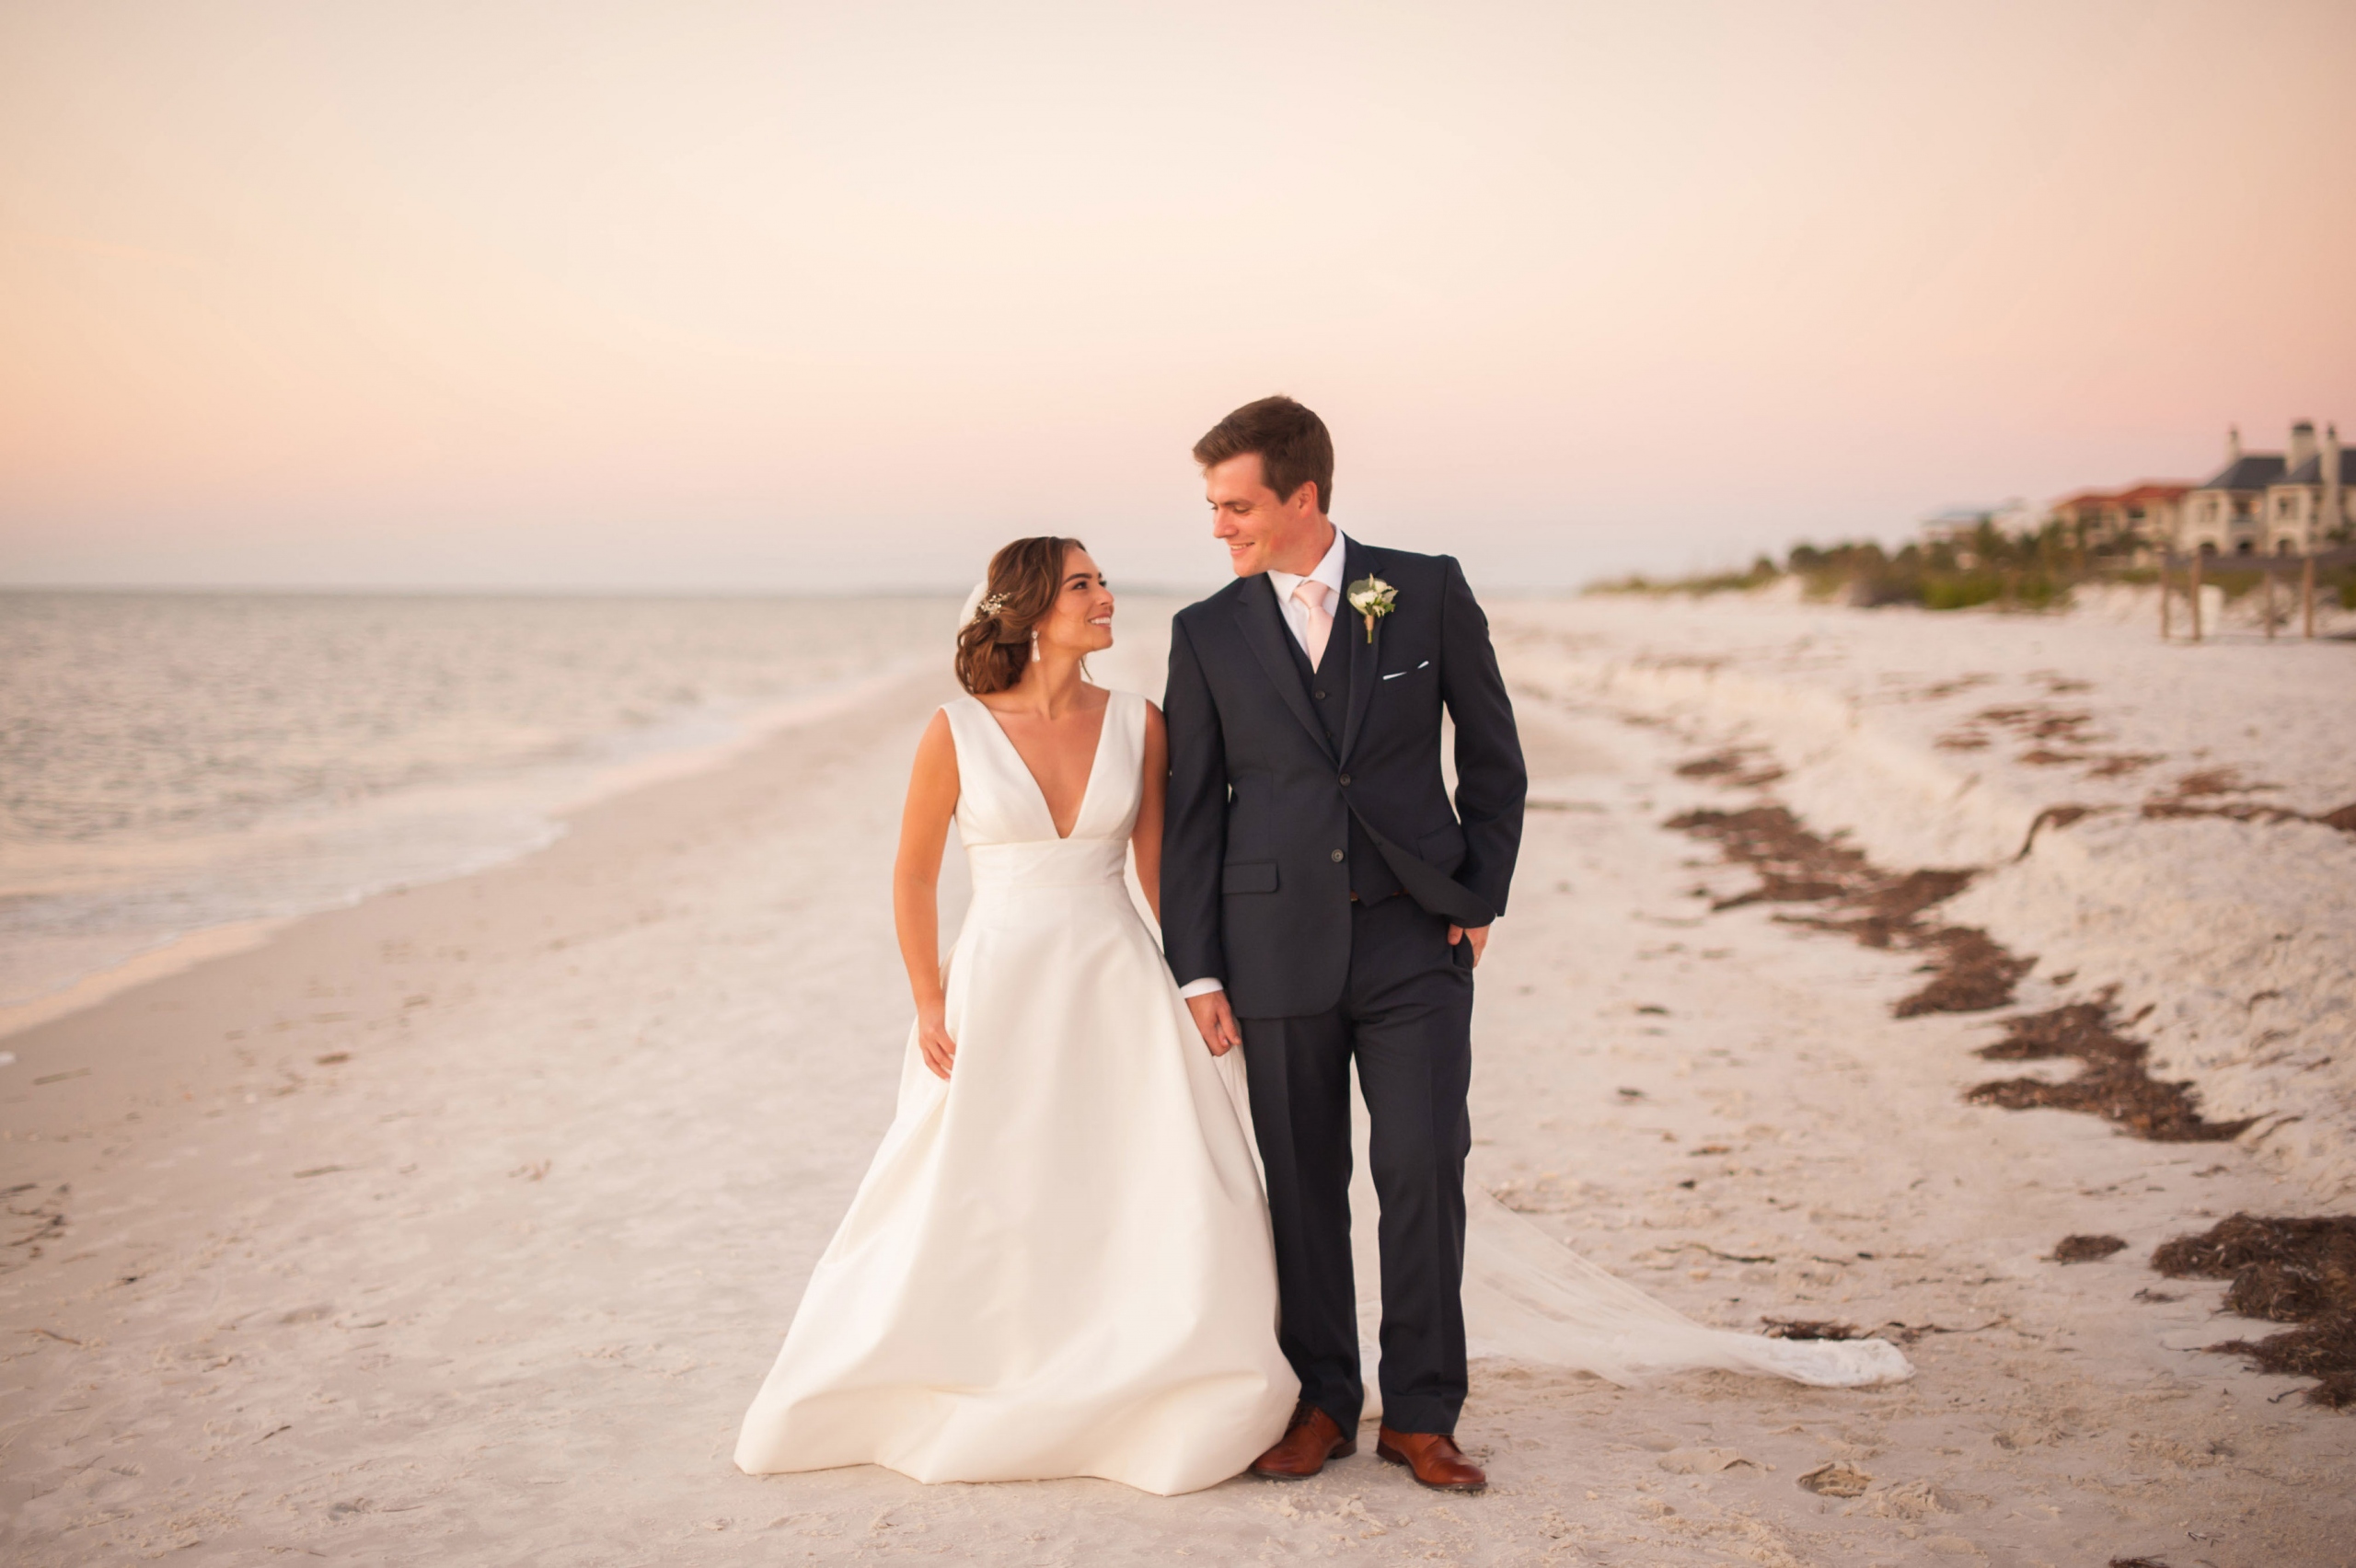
1666, 759, 2350, 1139
1669, 790, 2256, 1146
1672, 746, 1786, 790
1760, 1318, 1862, 1341
2154, 1214, 2356, 1410
1966, 991, 2255, 1143
1665, 801, 2027, 1015
2050, 1234, 2128, 1263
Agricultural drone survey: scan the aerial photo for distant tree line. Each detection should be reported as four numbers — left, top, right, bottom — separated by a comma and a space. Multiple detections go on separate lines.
1788, 520, 2077, 609
1595, 520, 2356, 611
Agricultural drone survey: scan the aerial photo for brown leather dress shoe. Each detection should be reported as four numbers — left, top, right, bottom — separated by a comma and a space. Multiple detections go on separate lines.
1250, 1401, 1356, 1479
1374, 1425, 1487, 1492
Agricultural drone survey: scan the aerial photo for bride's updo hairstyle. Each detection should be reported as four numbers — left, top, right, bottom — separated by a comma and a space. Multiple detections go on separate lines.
955, 536, 1086, 696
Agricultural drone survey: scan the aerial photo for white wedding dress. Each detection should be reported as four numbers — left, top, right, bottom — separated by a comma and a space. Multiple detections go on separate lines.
733, 690, 1299, 1495
735, 686, 1910, 1498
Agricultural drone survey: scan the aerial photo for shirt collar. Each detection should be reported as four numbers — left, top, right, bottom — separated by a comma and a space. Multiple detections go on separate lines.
1267, 526, 1347, 605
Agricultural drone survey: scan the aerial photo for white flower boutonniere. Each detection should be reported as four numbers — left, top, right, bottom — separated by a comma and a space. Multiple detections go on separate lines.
1345, 575, 1397, 642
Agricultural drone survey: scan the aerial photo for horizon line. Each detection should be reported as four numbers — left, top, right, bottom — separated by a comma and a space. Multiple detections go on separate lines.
0, 578, 1600, 599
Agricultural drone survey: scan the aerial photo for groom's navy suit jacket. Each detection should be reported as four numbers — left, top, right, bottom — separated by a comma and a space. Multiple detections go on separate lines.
1161, 537, 1526, 1019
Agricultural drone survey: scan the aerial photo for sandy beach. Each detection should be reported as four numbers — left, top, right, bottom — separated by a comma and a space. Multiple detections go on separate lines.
5, 594, 2351, 1566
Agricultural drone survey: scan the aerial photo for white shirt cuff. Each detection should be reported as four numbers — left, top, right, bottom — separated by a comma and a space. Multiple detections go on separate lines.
1176, 977, 1225, 999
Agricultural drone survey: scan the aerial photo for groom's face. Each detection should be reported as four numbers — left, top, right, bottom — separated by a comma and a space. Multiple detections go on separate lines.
1204, 455, 1322, 578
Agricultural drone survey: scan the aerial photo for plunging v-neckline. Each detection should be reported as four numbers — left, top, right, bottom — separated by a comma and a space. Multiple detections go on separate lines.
971, 693, 1114, 841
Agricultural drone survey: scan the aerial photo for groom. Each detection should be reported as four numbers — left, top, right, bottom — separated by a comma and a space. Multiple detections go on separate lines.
1161, 396, 1526, 1491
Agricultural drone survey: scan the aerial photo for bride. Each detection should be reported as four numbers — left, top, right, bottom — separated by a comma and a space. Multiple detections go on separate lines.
733, 537, 1299, 1494
733, 536, 1909, 1498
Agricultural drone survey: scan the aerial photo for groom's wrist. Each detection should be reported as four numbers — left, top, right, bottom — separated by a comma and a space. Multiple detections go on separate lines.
1177, 977, 1225, 999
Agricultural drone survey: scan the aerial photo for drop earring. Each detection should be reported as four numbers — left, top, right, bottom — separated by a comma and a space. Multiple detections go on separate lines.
1030, 628, 1041, 663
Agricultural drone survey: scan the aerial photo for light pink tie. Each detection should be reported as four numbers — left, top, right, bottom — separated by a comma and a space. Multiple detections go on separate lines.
1292, 580, 1334, 668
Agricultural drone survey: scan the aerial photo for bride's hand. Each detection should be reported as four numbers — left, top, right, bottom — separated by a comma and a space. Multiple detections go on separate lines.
917, 1007, 957, 1080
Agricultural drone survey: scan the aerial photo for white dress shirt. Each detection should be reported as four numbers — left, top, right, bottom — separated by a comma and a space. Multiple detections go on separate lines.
1178, 528, 1347, 1000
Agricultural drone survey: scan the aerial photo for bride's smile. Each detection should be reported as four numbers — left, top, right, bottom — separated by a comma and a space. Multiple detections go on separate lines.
1038, 551, 1117, 656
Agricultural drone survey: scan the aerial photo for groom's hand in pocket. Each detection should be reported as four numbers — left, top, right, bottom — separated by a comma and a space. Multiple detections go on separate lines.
1447, 924, 1490, 967
916, 1006, 957, 1080
1185, 991, 1242, 1057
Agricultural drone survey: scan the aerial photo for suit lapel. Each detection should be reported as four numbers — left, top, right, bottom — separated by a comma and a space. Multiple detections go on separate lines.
1232, 574, 1335, 761
1339, 537, 1382, 766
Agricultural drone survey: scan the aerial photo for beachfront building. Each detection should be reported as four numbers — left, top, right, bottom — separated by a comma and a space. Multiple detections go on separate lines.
2261, 421, 2351, 554
1922, 503, 1997, 565
2047, 482, 2191, 554
1917, 503, 2027, 566
1990, 498, 2039, 536
2180, 424, 2290, 555
2048, 490, 2110, 537
1922, 506, 1992, 548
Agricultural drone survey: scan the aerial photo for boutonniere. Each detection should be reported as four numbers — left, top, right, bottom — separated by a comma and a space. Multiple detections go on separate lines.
1345, 575, 1397, 642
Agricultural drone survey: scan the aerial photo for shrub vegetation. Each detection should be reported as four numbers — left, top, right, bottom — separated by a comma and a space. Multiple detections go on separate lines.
1592, 521, 2356, 614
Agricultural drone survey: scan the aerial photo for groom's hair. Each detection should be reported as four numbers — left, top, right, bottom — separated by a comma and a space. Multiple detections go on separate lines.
1193, 396, 1334, 514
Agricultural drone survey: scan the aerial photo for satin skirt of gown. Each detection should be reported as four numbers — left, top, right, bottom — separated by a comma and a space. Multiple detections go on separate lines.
734, 690, 1298, 1495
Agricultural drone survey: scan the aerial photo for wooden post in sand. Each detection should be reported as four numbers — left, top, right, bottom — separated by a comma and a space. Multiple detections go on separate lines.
2304, 555, 2317, 640
2264, 564, 2277, 640
2159, 556, 2174, 640
2189, 553, 2204, 641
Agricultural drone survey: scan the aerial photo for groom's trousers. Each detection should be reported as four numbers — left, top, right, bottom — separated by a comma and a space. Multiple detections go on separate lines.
1238, 891, 1475, 1440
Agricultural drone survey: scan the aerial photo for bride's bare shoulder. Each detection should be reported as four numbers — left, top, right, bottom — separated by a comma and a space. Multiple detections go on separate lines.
915, 706, 959, 763
904, 708, 960, 801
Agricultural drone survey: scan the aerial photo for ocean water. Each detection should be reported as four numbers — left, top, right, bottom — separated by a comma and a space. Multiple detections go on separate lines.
0, 591, 956, 1010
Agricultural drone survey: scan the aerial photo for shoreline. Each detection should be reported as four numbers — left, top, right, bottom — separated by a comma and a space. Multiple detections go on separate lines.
0, 660, 930, 1047
0, 658, 956, 1149
0, 917, 297, 1046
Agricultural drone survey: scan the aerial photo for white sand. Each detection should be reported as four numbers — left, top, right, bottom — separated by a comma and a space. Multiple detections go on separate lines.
4, 595, 2351, 1565
1496, 586, 2356, 1200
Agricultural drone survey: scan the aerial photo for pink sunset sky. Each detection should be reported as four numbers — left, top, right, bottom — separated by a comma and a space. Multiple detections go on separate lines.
3, 1, 2352, 593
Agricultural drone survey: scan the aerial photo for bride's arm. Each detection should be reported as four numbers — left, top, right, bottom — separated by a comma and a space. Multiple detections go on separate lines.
1131, 701, 1169, 925
894, 710, 961, 1079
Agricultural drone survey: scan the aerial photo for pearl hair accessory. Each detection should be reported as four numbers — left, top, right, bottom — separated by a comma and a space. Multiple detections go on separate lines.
972, 593, 1008, 624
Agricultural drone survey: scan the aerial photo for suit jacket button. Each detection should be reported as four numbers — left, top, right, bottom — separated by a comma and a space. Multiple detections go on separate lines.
1338, 773, 1352, 787
1314, 688, 1327, 700
1330, 848, 1345, 862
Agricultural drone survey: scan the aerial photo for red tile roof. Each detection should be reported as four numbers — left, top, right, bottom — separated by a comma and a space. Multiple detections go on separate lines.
2050, 481, 2193, 510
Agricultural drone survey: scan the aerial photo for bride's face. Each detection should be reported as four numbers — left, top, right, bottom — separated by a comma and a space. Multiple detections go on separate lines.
1039, 548, 1115, 656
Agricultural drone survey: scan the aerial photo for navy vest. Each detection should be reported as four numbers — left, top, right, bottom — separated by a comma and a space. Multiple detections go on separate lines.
1283, 605, 1403, 904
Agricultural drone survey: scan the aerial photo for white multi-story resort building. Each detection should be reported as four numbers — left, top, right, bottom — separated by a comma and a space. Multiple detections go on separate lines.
2181, 421, 2349, 555
2263, 421, 2350, 555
